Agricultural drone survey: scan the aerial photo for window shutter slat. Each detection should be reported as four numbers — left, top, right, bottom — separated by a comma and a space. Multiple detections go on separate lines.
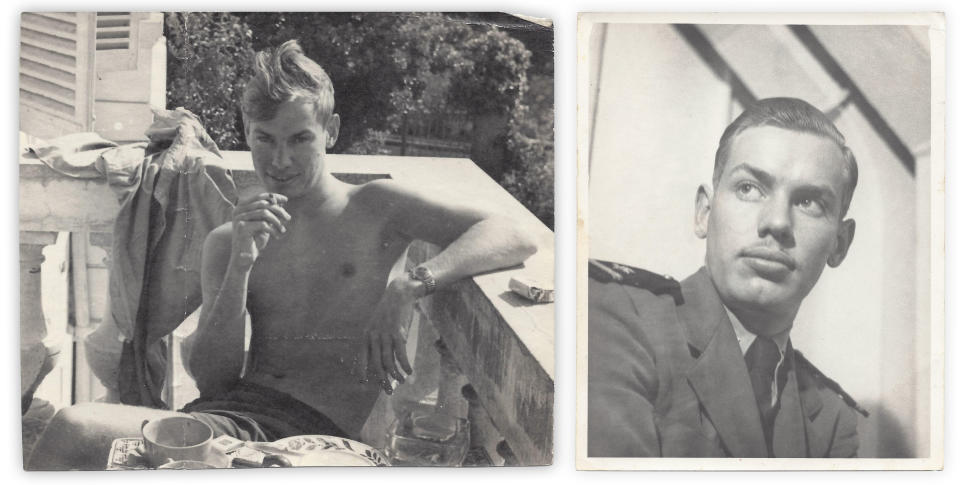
95, 13, 131, 51
19, 12, 95, 138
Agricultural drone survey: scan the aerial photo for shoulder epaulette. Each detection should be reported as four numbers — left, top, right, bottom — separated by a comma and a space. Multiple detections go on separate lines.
795, 350, 869, 417
588, 259, 684, 305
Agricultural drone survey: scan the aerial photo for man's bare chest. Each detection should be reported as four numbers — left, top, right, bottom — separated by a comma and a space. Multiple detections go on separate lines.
245, 221, 409, 324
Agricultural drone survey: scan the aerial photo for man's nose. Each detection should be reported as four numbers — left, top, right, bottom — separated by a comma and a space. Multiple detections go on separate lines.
271, 144, 293, 169
757, 194, 795, 247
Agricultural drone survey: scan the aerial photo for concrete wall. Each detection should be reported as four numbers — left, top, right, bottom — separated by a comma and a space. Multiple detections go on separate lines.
93, 12, 166, 143
588, 23, 928, 458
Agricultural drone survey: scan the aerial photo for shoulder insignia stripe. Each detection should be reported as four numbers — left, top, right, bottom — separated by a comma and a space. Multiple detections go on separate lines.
588, 259, 623, 283
588, 259, 684, 305
795, 350, 869, 417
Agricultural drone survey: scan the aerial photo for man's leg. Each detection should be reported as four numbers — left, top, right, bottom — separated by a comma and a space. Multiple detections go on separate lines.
26, 402, 192, 471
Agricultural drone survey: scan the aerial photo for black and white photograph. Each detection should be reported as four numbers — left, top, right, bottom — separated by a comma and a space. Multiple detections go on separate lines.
18, 12, 554, 469
577, 12, 943, 469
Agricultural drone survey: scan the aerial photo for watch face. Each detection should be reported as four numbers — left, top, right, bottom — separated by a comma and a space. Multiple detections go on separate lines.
414, 267, 433, 280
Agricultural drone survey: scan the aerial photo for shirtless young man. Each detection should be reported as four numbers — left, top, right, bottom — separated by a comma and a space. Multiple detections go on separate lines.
28, 40, 537, 470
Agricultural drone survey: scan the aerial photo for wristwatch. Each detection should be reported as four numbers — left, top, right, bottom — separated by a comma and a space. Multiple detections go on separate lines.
408, 265, 438, 296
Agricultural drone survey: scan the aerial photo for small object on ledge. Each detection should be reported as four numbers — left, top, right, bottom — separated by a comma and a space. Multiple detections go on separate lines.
509, 277, 555, 303
211, 435, 244, 455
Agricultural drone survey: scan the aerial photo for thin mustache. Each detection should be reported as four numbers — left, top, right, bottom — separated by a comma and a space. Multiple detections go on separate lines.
739, 246, 796, 270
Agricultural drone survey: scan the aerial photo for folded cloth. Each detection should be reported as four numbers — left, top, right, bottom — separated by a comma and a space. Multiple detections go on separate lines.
180, 380, 347, 442
26, 109, 238, 407
26, 132, 147, 200
111, 109, 238, 408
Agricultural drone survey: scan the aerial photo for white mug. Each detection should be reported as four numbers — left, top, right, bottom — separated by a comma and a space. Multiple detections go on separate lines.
140, 416, 214, 468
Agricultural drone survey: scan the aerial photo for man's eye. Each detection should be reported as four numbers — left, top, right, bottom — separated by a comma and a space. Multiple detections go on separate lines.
796, 198, 825, 216
256, 136, 273, 144
735, 182, 762, 200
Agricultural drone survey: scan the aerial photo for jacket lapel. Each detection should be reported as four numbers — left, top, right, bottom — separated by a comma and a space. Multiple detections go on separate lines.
679, 269, 768, 458
797, 360, 829, 457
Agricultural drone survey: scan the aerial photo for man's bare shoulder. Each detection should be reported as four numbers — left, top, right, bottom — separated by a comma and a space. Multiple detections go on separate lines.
348, 178, 429, 223
351, 178, 411, 208
347, 177, 487, 245
350, 178, 484, 217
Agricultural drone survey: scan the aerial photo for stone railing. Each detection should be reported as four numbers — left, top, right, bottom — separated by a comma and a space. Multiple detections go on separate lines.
19, 146, 554, 465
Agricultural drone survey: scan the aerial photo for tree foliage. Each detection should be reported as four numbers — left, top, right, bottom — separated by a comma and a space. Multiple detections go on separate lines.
164, 12, 255, 150
447, 29, 531, 116
164, 12, 553, 228
502, 72, 554, 229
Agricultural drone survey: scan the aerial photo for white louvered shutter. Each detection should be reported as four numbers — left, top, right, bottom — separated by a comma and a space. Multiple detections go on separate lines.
19, 12, 96, 139
95, 12, 132, 52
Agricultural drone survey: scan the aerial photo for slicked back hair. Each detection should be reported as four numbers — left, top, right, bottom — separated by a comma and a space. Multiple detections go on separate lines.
713, 97, 859, 218
241, 40, 335, 125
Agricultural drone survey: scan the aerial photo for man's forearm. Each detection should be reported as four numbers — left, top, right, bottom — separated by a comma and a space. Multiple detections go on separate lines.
420, 214, 537, 288
187, 257, 252, 394
361, 215, 535, 389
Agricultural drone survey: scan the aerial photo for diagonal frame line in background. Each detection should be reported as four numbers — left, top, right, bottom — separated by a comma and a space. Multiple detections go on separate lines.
789, 24, 916, 176
674, 24, 757, 108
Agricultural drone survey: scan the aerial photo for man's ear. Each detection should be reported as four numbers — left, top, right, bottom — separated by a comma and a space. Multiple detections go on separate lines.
325, 114, 341, 148
694, 184, 712, 239
242, 116, 251, 147
827, 218, 856, 268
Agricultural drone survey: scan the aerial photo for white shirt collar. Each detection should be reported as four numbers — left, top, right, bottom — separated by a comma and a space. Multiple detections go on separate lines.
723, 306, 790, 356
723, 306, 791, 409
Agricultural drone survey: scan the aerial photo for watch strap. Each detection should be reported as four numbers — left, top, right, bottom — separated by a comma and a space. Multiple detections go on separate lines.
409, 266, 437, 295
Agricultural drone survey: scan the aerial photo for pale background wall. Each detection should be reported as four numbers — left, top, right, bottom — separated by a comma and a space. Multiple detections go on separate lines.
588, 23, 931, 458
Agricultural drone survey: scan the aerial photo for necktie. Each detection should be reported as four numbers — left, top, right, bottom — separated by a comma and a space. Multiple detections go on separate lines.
745, 335, 781, 454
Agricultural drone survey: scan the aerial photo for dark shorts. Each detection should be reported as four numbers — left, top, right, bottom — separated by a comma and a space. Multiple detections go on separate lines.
179, 380, 347, 442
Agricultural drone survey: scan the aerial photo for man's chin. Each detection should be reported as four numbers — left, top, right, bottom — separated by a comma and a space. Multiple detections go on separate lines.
263, 183, 298, 198
264, 175, 304, 192
726, 275, 799, 313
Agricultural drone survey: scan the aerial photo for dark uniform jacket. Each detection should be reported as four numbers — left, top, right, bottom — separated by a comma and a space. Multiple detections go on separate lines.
588, 262, 864, 458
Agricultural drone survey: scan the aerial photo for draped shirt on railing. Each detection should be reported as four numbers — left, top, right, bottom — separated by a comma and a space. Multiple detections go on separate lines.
29, 108, 238, 407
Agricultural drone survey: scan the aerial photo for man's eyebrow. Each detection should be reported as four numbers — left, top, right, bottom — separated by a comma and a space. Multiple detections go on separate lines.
252, 128, 273, 137
795, 184, 839, 204
290, 130, 315, 139
729, 163, 840, 206
726, 163, 774, 187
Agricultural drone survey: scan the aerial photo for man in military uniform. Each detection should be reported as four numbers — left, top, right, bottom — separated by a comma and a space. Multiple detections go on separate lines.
588, 97, 866, 458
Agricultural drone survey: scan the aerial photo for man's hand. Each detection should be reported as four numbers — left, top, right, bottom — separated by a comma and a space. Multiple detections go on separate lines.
190, 195, 288, 396
230, 192, 291, 268
360, 277, 420, 394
